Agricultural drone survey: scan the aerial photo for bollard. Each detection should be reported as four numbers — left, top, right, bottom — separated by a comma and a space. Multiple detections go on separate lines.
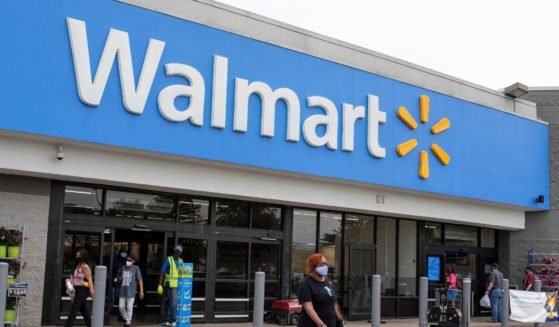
253, 271, 265, 327
371, 275, 381, 327
419, 277, 428, 327
461, 278, 471, 327
534, 279, 542, 327
0, 262, 8, 327
501, 279, 509, 327
92, 266, 107, 327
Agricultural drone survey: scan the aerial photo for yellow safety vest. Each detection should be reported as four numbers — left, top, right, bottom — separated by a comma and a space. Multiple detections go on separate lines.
165, 256, 183, 288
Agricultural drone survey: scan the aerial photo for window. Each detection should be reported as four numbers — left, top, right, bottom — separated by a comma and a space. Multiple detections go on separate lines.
105, 190, 175, 221
481, 228, 496, 248
377, 217, 396, 296
215, 200, 249, 228
445, 225, 477, 246
290, 209, 317, 296
251, 205, 282, 230
178, 197, 209, 224
64, 186, 102, 216
425, 222, 442, 244
345, 214, 374, 244
319, 212, 342, 284
398, 220, 417, 296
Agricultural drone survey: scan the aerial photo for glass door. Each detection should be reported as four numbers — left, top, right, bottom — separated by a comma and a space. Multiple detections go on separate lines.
348, 244, 376, 320
59, 228, 108, 322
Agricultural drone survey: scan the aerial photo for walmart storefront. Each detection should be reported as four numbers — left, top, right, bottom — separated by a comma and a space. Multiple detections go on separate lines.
0, 0, 549, 325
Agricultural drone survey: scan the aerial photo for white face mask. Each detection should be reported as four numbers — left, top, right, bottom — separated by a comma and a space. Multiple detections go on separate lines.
126, 261, 133, 267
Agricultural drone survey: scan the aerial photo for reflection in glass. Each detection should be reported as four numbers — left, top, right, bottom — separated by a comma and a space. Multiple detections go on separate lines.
377, 218, 396, 296
319, 212, 342, 287
425, 222, 442, 244
345, 214, 374, 244
178, 198, 209, 224
398, 220, 417, 296
251, 205, 282, 230
105, 190, 175, 221
178, 238, 207, 278
215, 201, 249, 228
64, 186, 103, 215
216, 241, 248, 279
481, 229, 496, 248
445, 225, 477, 246
291, 209, 317, 296
349, 248, 375, 315
251, 243, 280, 280
215, 282, 248, 298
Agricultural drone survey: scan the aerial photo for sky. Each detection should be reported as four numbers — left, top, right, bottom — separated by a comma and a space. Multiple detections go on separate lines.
217, 0, 559, 91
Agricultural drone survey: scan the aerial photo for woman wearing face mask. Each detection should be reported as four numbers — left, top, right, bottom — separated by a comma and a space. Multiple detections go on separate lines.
297, 253, 343, 327
65, 249, 94, 327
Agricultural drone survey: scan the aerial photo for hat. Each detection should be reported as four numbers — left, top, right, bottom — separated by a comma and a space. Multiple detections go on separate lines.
174, 245, 183, 252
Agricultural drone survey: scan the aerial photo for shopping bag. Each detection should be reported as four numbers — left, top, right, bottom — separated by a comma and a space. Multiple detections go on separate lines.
480, 294, 491, 308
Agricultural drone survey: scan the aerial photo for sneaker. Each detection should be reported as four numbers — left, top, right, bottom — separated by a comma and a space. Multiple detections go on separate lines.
171, 322, 176, 327
161, 322, 169, 327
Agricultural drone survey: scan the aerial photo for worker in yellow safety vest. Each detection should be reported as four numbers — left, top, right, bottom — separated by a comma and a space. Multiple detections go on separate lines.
158, 245, 184, 327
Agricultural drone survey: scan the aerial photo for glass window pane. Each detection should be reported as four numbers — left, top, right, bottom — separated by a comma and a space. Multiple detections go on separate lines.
290, 209, 317, 296
178, 198, 209, 224
216, 241, 248, 279
481, 229, 496, 248
215, 282, 247, 298
377, 217, 396, 296
64, 186, 103, 216
398, 220, 417, 296
445, 225, 477, 246
177, 238, 207, 278
425, 222, 442, 244
345, 214, 374, 244
105, 190, 175, 221
215, 200, 249, 228
319, 212, 342, 286
251, 205, 282, 230
251, 243, 280, 280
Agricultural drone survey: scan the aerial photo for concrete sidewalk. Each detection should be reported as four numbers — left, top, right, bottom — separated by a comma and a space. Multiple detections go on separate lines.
68, 319, 534, 327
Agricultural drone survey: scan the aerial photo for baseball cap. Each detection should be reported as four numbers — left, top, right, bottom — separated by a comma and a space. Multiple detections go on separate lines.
174, 245, 183, 252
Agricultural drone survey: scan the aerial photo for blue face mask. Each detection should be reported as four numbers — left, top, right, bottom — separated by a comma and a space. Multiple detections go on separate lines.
315, 265, 329, 276
120, 252, 127, 258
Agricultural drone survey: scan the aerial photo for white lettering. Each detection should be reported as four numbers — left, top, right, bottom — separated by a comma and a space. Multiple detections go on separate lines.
234, 78, 300, 141
367, 95, 387, 158
211, 55, 228, 129
157, 63, 205, 124
303, 96, 338, 150
66, 17, 164, 114
342, 103, 365, 152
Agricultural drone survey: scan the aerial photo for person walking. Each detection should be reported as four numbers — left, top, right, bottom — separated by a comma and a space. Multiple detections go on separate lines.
446, 266, 458, 308
297, 253, 343, 327
523, 266, 536, 291
485, 263, 504, 323
65, 249, 95, 327
158, 245, 184, 327
118, 255, 144, 327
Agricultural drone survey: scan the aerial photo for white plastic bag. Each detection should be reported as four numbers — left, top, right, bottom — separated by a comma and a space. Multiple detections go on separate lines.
480, 294, 491, 308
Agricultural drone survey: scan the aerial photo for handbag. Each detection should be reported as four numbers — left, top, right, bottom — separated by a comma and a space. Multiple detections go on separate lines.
65, 278, 75, 301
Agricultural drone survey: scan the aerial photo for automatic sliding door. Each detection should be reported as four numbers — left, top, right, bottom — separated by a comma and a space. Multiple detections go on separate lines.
214, 240, 249, 319
177, 237, 208, 319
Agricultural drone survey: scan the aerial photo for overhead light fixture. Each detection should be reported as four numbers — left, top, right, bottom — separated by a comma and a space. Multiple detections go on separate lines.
503, 82, 529, 98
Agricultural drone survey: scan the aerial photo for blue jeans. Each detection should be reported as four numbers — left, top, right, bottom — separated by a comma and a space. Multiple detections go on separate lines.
162, 285, 177, 323
489, 288, 502, 322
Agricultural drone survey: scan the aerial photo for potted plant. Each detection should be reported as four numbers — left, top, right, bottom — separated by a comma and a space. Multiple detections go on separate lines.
0, 227, 8, 258
4, 297, 16, 323
7, 229, 22, 259
8, 259, 21, 284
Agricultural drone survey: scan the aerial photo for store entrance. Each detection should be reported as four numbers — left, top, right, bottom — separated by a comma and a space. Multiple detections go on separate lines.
107, 229, 166, 325
347, 244, 376, 320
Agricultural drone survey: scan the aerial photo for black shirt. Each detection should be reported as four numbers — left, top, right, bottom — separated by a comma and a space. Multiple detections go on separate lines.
297, 276, 336, 327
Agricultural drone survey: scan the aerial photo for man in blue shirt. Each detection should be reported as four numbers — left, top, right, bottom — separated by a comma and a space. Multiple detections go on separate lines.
158, 245, 183, 327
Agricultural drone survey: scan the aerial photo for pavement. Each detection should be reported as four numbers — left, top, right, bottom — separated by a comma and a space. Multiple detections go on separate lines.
55, 319, 535, 327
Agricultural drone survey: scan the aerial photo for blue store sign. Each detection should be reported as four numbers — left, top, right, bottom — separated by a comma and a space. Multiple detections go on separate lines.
0, 0, 549, 208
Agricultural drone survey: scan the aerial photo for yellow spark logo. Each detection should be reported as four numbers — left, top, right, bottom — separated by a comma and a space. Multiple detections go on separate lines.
396, 95, 450, 179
